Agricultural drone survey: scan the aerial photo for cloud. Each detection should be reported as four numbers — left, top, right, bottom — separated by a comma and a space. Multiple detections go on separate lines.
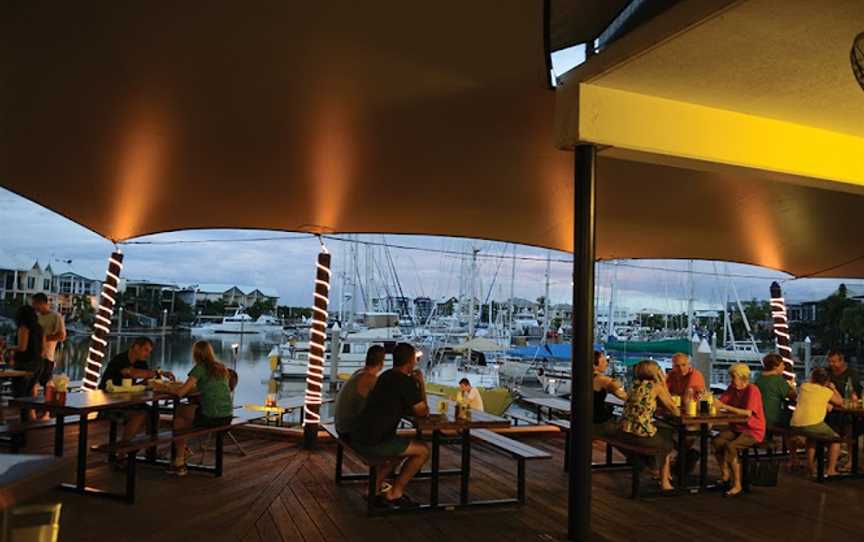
0, 188, 850, 308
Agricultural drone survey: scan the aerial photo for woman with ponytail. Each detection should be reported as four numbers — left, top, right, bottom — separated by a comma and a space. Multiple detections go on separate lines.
168, 341, 234, 476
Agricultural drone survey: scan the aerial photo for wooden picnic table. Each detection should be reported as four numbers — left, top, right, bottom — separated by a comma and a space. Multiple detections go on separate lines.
0, 454, 74, 511
0, 370, 33, 379
520, 396, 571, 423
9, 390, 186, 499
244, 396, 334, 426
407, 399, 511, 508
660, 410, 749, 491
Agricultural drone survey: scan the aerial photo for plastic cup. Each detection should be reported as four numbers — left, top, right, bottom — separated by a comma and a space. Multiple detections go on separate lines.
122, 378, 132, 388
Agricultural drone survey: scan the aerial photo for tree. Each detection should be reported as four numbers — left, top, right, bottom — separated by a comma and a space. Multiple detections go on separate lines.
202, 299, 226, 316
816, 284, 856, 352
247, 299, 275, 320
839, 303, 864, 360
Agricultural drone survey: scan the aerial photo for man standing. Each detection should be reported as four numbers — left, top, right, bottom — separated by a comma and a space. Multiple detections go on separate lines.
665, 352, 706, 398
32, 293, 66, 382
351, 343, 430, 507
335, 345, 385, 438
99, 337, 173, 442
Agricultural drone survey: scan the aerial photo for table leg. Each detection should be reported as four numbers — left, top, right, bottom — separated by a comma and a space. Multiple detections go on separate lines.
53, 414, 65, 457
76, 415, 89, 492
171, 398, 179, 465
536, 406, 542, 424
677, 425, 687, 489
460, 428, 471, 505
108, 419, 118, 462
699, 423, 709, 490
852, 415, 860, 476
430, 429, 440, 507
147, 401, 159, 462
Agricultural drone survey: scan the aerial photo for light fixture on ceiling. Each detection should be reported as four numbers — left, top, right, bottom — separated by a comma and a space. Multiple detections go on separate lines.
852, 32, 864, 92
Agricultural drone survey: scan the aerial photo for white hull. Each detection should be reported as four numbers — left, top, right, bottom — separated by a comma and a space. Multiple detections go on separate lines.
191, 323, 284, 335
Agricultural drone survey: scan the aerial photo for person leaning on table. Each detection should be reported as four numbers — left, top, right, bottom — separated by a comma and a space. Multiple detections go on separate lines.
712, 363, 765, 498
790, 367, 844, 478
617, 359, 679, 492
99, 337, 175, 447
593, 351, 626, 438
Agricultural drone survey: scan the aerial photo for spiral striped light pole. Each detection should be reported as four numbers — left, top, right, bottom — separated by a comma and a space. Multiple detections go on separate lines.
303, 244, 331, 448
769, 281, 795, 378
82, 250, 124, 391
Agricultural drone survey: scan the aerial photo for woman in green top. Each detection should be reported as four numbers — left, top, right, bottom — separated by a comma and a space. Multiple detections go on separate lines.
169, 341, 234, 476
754, 353, 796, 429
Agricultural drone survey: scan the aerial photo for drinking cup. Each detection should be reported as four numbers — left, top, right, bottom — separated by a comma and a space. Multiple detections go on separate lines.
121, 378, 132, 388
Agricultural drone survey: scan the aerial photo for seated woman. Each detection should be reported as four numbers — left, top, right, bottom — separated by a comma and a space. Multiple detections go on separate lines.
167, 341, 234, 476
790, 367, 844, 478
713, 363, 765, 497
593, 351, 626, 437
618, 360, 679, 491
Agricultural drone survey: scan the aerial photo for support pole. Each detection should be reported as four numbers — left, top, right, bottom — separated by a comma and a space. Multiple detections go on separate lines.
569, 145, 596, 541
82, 250, 124, 391
303, 247, 332, 449
770, 282, 795, 379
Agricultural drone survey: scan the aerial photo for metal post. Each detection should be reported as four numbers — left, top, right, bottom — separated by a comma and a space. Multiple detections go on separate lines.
569, 144, 596, 541
329, 324, 341, 392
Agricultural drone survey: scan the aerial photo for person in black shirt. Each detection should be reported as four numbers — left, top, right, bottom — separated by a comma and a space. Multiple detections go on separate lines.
351, 342, 430, 507
7, 305, 45, 420
99, 337, 173, 442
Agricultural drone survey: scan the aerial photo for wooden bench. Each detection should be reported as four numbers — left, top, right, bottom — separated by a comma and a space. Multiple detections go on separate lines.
470, 429, 550, 504
91, 418, 248, 503
0, 416, 82, 452
783, 426, 847, 482
506, 412, 540, 427
323, 424, 390, 515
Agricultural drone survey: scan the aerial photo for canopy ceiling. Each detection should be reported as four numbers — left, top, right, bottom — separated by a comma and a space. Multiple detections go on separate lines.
548, 0, 632, 51
556, 0, 864, 278
0, 1, 573, 249
4, 0, 864, 280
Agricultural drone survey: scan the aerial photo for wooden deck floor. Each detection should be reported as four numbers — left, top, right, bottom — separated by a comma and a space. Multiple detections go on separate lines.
14, 421, 864, 542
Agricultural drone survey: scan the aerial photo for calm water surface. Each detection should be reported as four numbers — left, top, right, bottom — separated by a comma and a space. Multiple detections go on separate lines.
54, 333, 307, 407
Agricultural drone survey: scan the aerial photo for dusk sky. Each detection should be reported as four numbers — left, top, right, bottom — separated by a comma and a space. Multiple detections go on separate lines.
0, 188, 851, 310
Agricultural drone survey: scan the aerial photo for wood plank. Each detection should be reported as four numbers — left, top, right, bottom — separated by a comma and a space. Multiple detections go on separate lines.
255, 511, 284, 542
269, 496, 305, 542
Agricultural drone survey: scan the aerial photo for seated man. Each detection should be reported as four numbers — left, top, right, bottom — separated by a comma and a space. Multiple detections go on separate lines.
458, 377, 484, 412
99, 337, 174, 443
334, 345, 385, 439
665, 352, 706, 474
350, 342, 430, 507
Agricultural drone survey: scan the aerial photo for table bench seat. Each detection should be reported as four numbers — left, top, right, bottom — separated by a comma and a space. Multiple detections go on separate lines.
90, 418, 247, 503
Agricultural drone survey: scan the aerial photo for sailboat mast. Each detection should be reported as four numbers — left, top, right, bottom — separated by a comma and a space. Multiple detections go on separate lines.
687, 259, 695, 337
607, 260, 618, 339
468, 247, 478, 338
543, 251, 551, 341
509, 244, 516, 331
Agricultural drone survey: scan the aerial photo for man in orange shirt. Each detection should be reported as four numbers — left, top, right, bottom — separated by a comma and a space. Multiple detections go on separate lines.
666, 352, 706, 398
665, 352, 706, 476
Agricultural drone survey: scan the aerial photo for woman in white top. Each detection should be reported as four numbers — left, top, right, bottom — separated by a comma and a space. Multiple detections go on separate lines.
458, 378, 484, 412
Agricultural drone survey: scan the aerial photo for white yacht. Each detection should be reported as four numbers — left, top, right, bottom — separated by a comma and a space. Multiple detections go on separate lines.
275, 326, 404, 379
191, 310, 284, 336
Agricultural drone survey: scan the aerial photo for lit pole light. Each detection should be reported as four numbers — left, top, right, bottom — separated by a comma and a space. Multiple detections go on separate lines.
769, 281, 795, 379
303, 242, 331, 448
82, 250, 124, 391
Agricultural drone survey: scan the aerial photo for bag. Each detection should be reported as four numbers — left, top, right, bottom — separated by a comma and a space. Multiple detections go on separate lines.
747, 458, 780, 487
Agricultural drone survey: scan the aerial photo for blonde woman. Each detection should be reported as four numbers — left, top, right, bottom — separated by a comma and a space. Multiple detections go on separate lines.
790, 367, 844, 477
713, 363, 765, 497
618, 360, 679, 492
167, 341, 234, 476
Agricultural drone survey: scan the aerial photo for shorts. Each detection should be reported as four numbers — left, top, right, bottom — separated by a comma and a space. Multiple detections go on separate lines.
351, 435, 411, 458
792, 422, 839, 441
713, 430, 758, 457
38, 360, 54, 387
101, 404, 150, 424
592, 420, 618, 440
